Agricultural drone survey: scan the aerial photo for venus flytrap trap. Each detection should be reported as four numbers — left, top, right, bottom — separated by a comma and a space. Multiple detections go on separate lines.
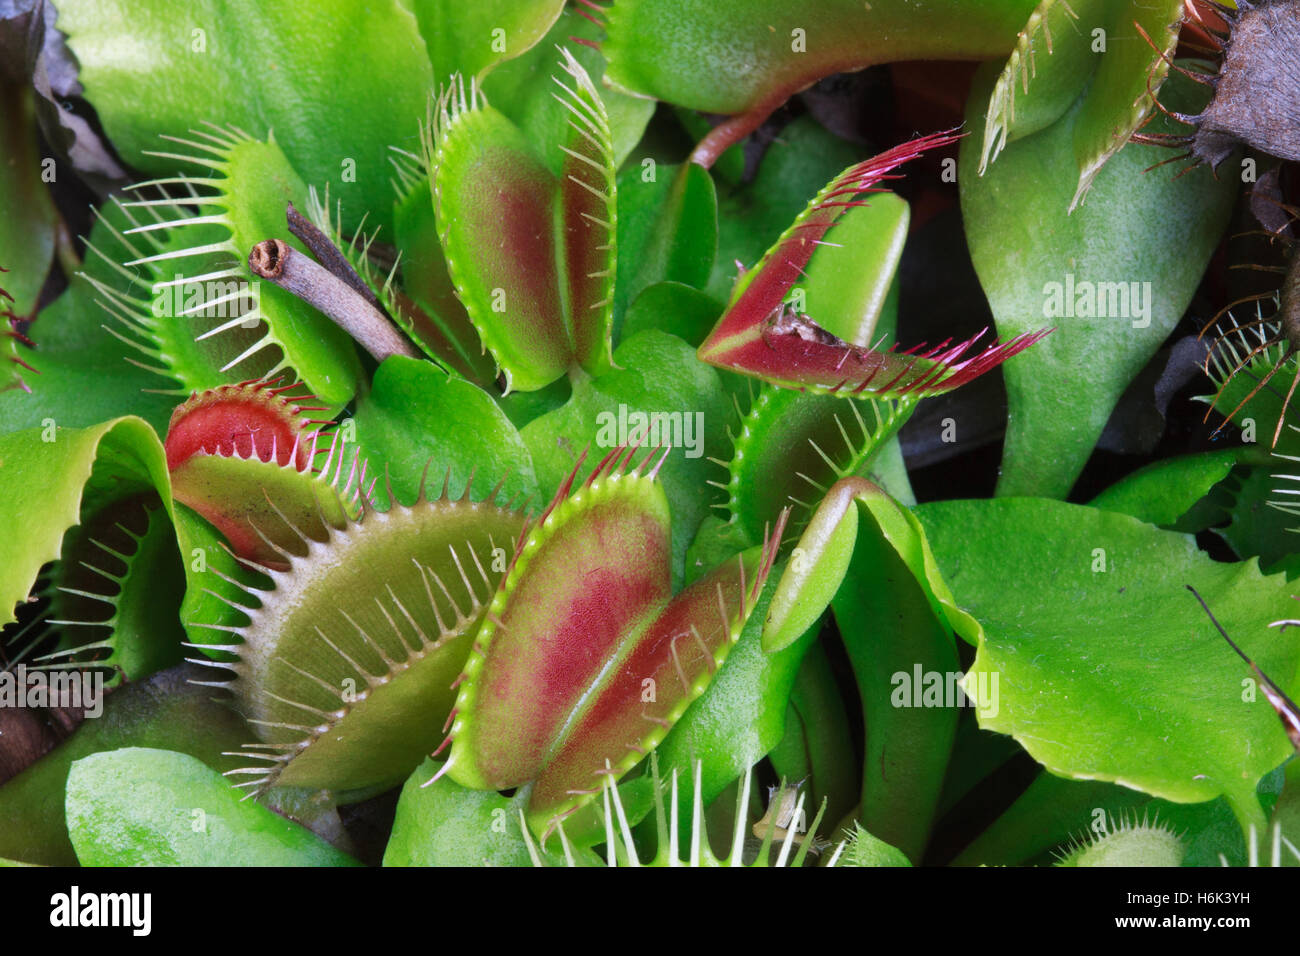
425, 51, 617, 392
521, 757, 841, 867
81, 126, 362, 407
162, 378, 361, 570
697, 130, 1048, 395
1129, 0, 1300, 170
433, 444, 788, 840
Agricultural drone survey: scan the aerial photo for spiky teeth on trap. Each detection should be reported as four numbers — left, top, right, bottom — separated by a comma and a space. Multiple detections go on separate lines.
193, 472, 527, 796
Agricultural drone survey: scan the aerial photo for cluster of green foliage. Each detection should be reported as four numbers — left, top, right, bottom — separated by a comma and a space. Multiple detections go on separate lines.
1, 0, 1298, 867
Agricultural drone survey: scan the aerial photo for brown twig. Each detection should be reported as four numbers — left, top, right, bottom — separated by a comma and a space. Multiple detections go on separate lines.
248, 239, 418, 363
285, 202, 385, 313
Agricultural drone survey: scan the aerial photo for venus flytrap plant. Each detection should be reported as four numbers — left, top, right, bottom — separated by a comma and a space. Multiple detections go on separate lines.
81, 126, 362, 407
434, 444, 788, 840
6, 0, 1300, 875
697, 131, 1048, 395
424, 50, 618, 392
162, 378, 360, 570
1055, 813, 1187, 866
38, 497, 184, 686
521, 756, 841, 867
1129, 0, 1300, 171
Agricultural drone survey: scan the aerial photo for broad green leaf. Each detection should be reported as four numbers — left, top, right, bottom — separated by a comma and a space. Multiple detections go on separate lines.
0, 273, 177, 435
351, 355, 539, 507
766, 641, 858, 831
411, 0, 563, 83
54, 0, 433, 232
602, 0, 1041, 116
521, 330, 732, 587
0, 664, 252, 866
1, 417, 170, 628
384, 759, 598, 866
916, 497, 1300, 824
613, 162, 718, 337
831, 488, 966, 862
621, 282, 722, 349
961, 68, 1238, 497
1089, 450, 1241, 527
66, 748, 360, 866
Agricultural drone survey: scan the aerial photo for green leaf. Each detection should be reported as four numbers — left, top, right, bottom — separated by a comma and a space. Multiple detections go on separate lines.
0, 664, 253, 866
1089, 450, 1241, 527
0, 273, 177, 435
484, 9, 655, 174
961, 68, 1238, 497
916, 497, 1300, 823
621, 282, 722, 349
0, 86, 57, 320
613, 162, 718, 337
830, 488, 966, 862
351, 355, 539, 507
384, 758, 598, 866
66, 748, 360, 866
766, 641, 859, 832
411, 0, 563, 83
521, 330, 732, 586
0, 417, 170, 628
602, 0, 1041, 116
54, 0, 433, 233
